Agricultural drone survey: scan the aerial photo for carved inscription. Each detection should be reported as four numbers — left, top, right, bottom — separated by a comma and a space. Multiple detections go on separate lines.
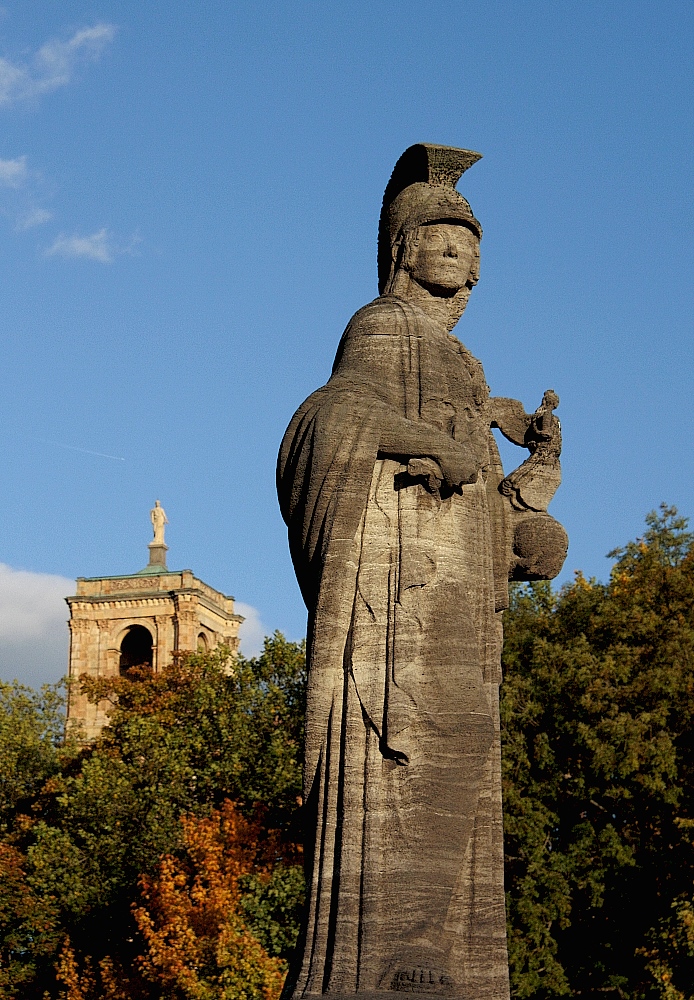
390, 968, 455, 993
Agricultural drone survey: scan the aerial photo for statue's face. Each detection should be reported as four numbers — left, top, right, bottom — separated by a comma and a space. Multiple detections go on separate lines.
409, 222, 478, 292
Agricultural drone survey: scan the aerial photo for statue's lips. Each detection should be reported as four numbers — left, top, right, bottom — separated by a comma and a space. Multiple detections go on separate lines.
428, 258, 469, 276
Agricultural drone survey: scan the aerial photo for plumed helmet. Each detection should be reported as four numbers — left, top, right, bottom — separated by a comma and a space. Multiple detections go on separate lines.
378, 143, 483, 294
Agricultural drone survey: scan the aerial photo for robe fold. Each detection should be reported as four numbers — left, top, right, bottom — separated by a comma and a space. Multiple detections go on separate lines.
278, 296, 512, 1000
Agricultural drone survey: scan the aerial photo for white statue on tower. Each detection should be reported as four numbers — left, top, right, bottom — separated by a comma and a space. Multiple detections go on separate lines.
150, 500, 168, 546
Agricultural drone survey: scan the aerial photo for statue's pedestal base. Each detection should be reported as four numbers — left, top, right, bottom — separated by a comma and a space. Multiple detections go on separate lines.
303, 992, 467, 1000
147, 542, 168, 569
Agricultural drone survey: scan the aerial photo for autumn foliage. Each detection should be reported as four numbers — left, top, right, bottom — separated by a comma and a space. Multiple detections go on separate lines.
134, 802, 285, 1000
0, 635, 306, 999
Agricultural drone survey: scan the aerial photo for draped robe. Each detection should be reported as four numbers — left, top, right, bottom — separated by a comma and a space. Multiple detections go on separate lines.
277, 296, 512, 1000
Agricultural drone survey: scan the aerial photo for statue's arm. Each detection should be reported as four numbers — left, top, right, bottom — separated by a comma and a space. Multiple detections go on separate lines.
332, 301, 480, 487
377, 410, 478, 487
489, 397, 532, 446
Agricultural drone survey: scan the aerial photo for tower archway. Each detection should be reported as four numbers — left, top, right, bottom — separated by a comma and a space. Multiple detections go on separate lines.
119, 625, 153, 674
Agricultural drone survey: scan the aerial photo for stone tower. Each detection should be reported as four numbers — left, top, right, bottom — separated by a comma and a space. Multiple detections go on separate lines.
66, 503, 243, 739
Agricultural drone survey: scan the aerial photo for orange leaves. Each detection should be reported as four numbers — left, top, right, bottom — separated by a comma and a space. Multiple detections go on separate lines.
55, 939, 95, 1000
133, 800, 286, 1000
55, 939, 133, 1000
50, 802, 287, 999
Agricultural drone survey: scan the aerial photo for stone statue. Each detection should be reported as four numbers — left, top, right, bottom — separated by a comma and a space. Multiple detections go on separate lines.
150, 500, 168, 546
277, 144, 567, 1000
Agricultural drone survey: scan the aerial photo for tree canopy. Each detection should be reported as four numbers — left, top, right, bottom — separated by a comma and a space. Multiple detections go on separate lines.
0, 635, 306, 999
503, 506, 694, 999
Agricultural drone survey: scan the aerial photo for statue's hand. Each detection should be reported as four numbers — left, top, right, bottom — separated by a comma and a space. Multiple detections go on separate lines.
407, 457, 443, 493
437, 438, 479, 488
378, 411, 481, 487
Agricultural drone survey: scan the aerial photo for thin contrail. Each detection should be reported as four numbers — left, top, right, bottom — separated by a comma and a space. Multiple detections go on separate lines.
33, 437, 125, 461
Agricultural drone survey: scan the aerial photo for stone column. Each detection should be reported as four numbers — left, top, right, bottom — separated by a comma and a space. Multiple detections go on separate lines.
67, 618, 98, 738
155, 613, 174, 672
93, 619, 115, 735
177, 610, 199, 652
96, 619, 112, 676
173, 593, 199, 652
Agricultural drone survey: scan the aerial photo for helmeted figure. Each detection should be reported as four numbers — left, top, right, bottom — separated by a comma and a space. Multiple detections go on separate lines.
277, 144, 567, 1000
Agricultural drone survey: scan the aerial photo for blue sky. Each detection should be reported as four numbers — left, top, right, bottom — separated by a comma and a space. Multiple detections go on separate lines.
0, 1, 692, 685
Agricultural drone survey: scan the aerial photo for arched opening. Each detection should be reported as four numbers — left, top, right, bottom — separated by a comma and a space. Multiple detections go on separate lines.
119, 625, 153, 675
197, 632, 209, 653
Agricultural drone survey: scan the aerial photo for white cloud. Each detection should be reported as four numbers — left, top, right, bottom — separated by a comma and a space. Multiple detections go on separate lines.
0, 155, 52, 230
0, 564, 73, 688
16, 206, 52, 230
0, 57, 24, 105
46, 227, 113, 263
0, 155, 27, 187
0, 23, 116, 107
235, 602, 269, 658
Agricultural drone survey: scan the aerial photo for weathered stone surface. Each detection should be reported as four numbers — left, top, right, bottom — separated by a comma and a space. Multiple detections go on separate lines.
277, 144, 567, 1000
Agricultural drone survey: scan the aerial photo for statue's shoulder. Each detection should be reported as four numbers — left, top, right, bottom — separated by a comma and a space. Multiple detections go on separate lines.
345, 295, 415, 337
331, 296, 420, 378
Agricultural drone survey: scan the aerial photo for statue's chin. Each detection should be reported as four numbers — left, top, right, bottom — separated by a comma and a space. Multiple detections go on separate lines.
412, 276, 464, 298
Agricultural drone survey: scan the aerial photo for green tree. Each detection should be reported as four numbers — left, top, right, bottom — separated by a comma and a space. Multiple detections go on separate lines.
502, 506, 694, 1000
0, 681, 81, 994
0, 680, 76, 826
